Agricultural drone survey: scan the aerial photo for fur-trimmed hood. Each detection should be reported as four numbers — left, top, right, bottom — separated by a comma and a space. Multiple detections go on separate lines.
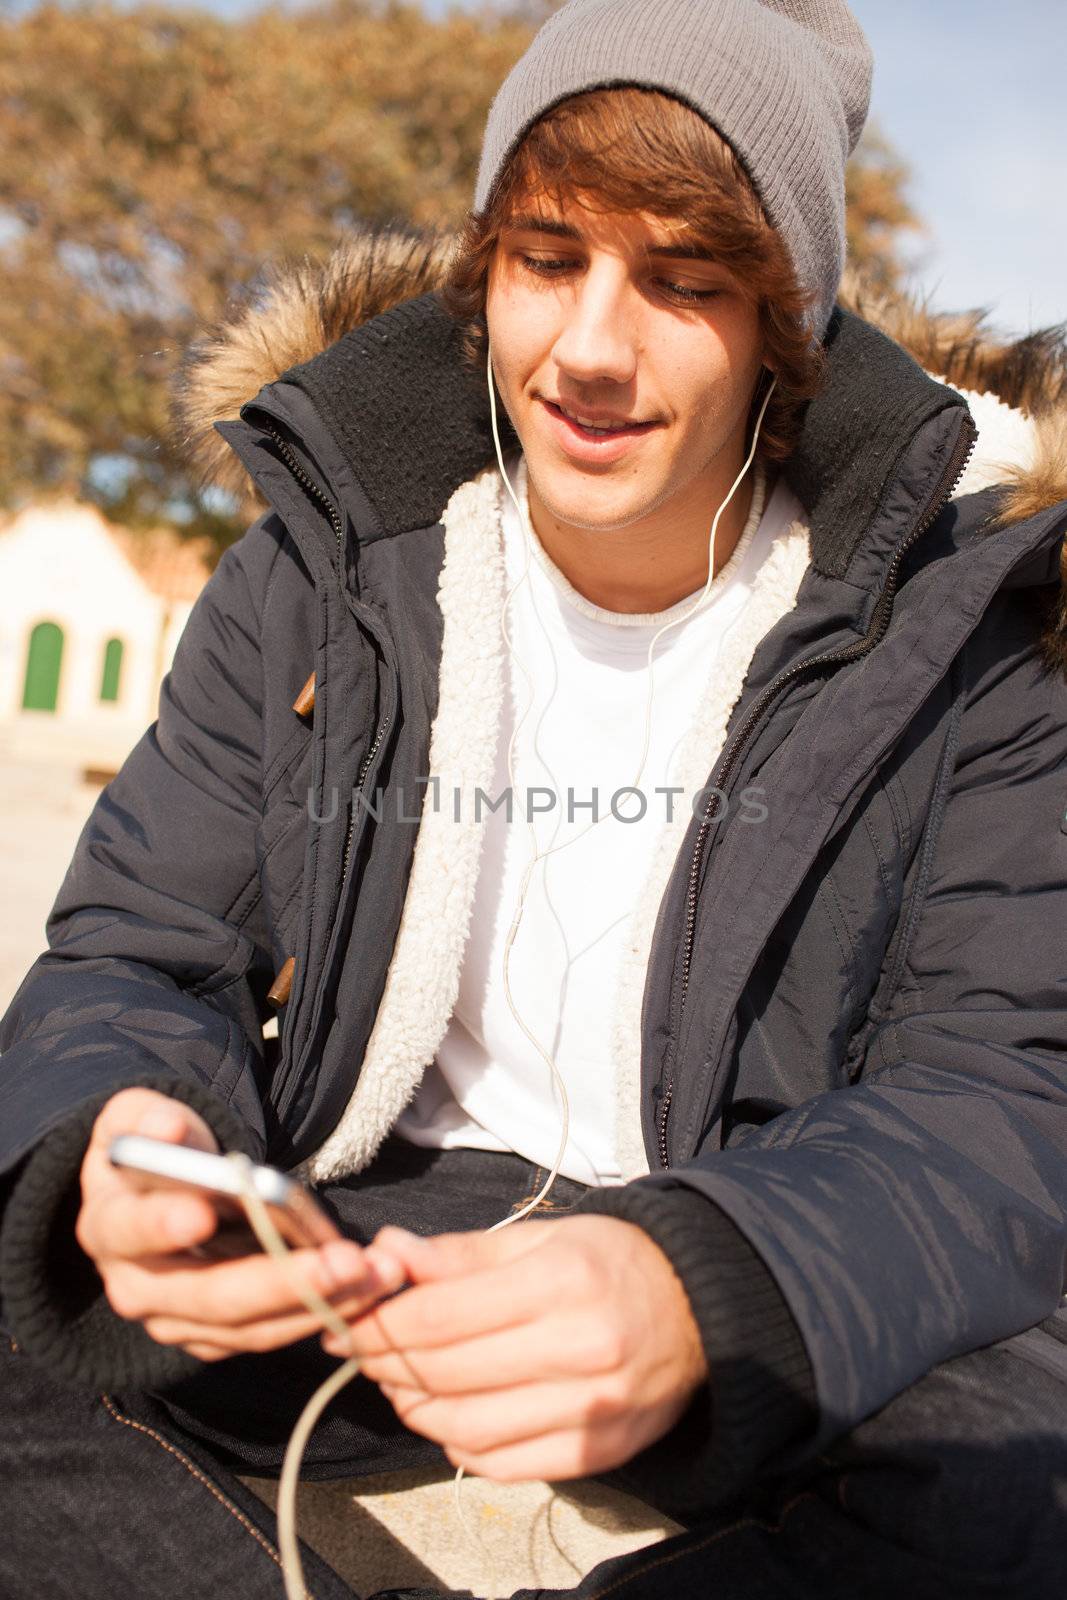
174, 222, 1067, 672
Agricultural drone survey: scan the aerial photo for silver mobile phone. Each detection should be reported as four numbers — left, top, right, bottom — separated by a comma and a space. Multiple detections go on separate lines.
108, 1135, 344, 1260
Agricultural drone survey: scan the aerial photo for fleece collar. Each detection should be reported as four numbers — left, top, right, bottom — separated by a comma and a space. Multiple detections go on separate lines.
278, 294, 964, 585
295, 460, 815, 1185
178, 222, 1066, 671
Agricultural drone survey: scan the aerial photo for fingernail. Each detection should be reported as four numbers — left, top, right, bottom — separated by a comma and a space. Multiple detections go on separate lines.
141, 1108, 183, 1140
320, 1240, 370, 1290
364, 1248, 407, 1290
167, 1199, 208, 1242
386, 1228, 424, 1248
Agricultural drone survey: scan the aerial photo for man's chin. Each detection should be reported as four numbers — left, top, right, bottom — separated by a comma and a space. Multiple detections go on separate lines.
523, 455, 669, 534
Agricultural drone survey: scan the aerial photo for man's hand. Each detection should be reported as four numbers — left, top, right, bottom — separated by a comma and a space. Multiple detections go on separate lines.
76, 1087, 405, 1361
321, 1215, 709, 1482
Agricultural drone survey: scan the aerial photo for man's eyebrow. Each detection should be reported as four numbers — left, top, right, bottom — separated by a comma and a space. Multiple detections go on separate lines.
501, 213, 720, 263
503, 213, 583, 242
644, 241, 721, 262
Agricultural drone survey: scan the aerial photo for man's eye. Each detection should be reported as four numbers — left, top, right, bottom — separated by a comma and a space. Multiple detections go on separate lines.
659, 281, 721, 303
518, 255, 574, 277
516, 256, 719, 303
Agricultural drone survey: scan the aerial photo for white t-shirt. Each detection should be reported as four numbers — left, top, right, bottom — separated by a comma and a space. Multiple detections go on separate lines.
392, 450, 806, 1184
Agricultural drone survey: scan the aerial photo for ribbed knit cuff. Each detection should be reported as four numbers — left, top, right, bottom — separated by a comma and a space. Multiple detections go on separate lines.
571, 1179, 818, 1520
0, 1075, 261, 1392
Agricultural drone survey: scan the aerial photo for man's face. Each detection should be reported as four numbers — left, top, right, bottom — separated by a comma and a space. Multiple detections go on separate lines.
484, 191, 768, 537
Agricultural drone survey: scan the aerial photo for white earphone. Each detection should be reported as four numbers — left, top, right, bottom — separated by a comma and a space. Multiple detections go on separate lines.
482, 337, 777, 1209
243, 336, 780, 1600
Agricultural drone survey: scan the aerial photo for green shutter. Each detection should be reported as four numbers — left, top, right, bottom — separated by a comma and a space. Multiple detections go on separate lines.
21, 620, 64, 712
100, 636, 124, 702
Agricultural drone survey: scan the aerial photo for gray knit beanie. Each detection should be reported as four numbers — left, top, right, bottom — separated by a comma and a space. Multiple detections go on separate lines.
473, 0, 874, 341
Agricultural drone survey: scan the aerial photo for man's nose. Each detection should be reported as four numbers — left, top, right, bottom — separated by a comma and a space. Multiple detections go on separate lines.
550, 263, 638, 388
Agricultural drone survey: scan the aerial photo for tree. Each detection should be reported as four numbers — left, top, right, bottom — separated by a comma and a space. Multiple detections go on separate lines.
845, 122, 925, 291
1, 1, 924, 551
0, 0, 536, 545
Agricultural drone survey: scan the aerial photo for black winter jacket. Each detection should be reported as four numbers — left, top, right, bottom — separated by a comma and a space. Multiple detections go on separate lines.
2, 226, 1067, 1517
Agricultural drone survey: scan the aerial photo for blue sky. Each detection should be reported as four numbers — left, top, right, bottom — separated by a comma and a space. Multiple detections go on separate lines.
848, 0, 1065, 337
19, 0, 1066, 337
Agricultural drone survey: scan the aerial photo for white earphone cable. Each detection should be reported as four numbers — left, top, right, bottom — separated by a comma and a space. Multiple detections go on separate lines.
482, 341, 775, 1230
225, 351, 779, 1600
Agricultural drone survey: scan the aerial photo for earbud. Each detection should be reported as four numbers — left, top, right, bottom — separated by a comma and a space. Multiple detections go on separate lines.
483, 342, 778, 1217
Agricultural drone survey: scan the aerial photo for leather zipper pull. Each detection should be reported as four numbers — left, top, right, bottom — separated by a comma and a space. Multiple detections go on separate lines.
267, 955, 295, 1009
292, 672, 315, 718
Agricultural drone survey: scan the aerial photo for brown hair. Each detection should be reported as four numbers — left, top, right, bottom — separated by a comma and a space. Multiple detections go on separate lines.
439, 86, 827, 463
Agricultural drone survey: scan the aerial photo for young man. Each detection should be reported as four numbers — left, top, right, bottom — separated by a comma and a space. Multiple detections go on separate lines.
2, 2, 1067, 1597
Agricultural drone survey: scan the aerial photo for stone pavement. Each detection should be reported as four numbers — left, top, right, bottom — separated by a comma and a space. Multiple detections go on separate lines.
0, 756, 106, 1014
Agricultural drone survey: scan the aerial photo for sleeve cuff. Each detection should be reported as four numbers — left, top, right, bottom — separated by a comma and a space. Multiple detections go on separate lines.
570, 1178, 819, 1519
0, 1074, 262, 1392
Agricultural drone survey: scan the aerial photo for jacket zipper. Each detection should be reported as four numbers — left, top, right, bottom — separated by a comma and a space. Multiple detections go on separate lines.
657, 410, 978, 1167
262, 416, 391, 886
343, 715, 391, 881
262, 421, 346, 573
260, 418, 392, 1069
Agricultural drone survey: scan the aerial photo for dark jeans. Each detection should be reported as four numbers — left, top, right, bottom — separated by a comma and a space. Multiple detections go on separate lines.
2, 1135, 1066, 1600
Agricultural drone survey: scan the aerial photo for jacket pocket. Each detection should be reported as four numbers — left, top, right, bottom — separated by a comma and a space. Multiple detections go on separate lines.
997, 1304, 1067, 1387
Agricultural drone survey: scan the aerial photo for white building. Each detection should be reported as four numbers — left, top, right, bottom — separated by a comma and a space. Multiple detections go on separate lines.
0, 501, 214, 777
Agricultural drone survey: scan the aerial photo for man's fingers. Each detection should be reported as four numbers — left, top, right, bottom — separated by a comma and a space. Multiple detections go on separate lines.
78, 1184, 221, 1265
81, 1089, 220, 1217
446, 1424, 618, 1484
89, 1089, 219, 1164
104, 1240, 379, 1326
137, 1262, 399, 1354
340, 1311, 615, 1394
140, 1304, 358, 1355
377, 1376, 629, 1471
370, 1222, 553, 1286
336, 1236, 577, 1358
174, 1339, 234, 1363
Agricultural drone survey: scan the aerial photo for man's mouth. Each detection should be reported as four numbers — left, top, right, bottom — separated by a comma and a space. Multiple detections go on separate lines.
542, 399, 659, 442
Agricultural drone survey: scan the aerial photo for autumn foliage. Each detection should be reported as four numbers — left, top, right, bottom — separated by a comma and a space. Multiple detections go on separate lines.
1, 0, 921, 548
